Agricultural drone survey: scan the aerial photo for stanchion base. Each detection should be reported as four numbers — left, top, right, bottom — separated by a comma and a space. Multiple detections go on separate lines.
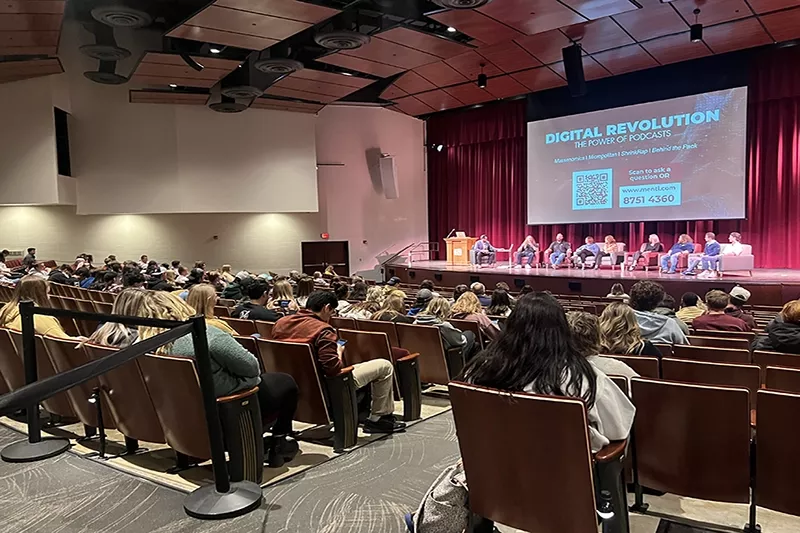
184, 481, 263, 520
1, 437, 71, 463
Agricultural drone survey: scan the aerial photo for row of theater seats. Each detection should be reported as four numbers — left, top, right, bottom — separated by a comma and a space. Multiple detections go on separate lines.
647, 340, 800, 367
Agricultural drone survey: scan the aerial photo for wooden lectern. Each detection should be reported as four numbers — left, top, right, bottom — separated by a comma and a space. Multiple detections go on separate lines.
445, 236, 477, 265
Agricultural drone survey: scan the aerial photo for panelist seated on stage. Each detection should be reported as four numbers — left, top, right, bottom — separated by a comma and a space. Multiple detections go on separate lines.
472, 234, 496, 266
514, 235, 539, 268
595, 235, 621, 269
683, 232, 721, 278
572, 236, 600, 266
627, 234, 664, 271
545, 233, 572, 269
660, 234, 695, 274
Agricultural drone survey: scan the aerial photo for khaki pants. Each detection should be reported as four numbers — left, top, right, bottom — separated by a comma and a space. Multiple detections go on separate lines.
350, 359, 394, 417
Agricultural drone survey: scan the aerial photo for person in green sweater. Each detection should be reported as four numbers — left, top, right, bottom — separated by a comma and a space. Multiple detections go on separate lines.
137, 291, 299, 468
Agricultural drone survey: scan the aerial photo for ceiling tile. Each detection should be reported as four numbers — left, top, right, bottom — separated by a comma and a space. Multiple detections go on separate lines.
640, 32, 711, 64
562, 18, 635, 54
184, 5, 309, 41
0, 13, 62, 31
167, 25, 278, 50
0, 29, 58, 46
550, 56, 611, 81
702, 17, 773, 54
0, 57, 61, 84
392, 95, 435, 116
381, 84, 407, 100
613, 4, 688, 41
134, 53, 240, 86
0, 1, 65, 14
264, 85, 338, 103
511, 66, 567, 92
251, 97, 324, 113
394, 70, 436, 94
414, 61, 468, 88
478, 0, 586, 35
272, 76, 357, 98
445, 50, 504, 80
672, 0, 753, 25
443, 82, 496, 105
415, 89, 464, 112
0, 45, 56, 55
129, 91, 208, 105
377, 27, 471, 59
592, 44, 659, 75
760, 6, 800, 41
316, 53, 405, 77
514, 30, 574, 64
129, 75, 214, 88
559, 0, 639, 19
484, 75, 529, 99
213, 0, 339, 23
476, 40, 541, 73
747, 0, 800, 14
291, 69, 372, 89
429, 9, 523, 45
343, 37, 439, 70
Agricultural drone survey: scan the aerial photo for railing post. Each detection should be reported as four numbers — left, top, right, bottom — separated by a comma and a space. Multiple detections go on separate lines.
0, 301, 70, 462
183, 315, 262, 519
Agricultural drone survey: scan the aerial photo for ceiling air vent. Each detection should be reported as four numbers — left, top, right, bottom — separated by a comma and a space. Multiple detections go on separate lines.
432, 0, 494, 8
220, 85, 263, 99
314, 30, 370, 50
91, 6, 153, 28
83, 71, 128, 85
209, 101, 248, 113
254, 58, 304, 75
80, 44, 131, 61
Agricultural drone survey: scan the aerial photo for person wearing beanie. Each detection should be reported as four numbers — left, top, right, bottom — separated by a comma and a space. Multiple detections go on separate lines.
725, 286, 756, 329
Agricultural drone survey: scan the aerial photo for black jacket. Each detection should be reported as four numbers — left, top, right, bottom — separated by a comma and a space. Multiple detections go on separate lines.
48, 270, 78, 286
232, 302, 280, 322
753, 320, 800, 354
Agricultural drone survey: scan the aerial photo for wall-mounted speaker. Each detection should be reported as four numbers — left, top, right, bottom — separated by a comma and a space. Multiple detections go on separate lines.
562, 43, 586, 97
568, 281, 582, 292
379, 156, 398, 199
434, 273, 443, 281
409, 270, 416, 279
469, 275, 480, 284
514, 278, 525, 288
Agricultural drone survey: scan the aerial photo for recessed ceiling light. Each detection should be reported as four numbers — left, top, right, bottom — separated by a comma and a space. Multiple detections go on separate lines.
341, 71, 353, 76
169, 83, 177, 88
210, 47, 221, 54
447, 26, 457, 33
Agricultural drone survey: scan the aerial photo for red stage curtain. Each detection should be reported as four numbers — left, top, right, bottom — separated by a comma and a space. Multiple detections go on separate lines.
427, 47, 800, 269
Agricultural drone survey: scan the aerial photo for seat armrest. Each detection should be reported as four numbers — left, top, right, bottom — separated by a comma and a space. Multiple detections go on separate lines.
594, 439, 627, 463
217, 386, 259, 403
396, 352, 419, 363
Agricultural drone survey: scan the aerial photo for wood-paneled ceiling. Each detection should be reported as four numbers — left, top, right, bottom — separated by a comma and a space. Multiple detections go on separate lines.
0, 0, 65, 84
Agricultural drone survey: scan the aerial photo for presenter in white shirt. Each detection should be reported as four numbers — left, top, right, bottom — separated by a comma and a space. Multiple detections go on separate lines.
724, 232, 744, 256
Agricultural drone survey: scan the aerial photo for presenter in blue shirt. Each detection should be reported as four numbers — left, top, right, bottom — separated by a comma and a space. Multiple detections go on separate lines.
683, 232, 721, 278
660, 234, 695, 274
572, 236, 600, 266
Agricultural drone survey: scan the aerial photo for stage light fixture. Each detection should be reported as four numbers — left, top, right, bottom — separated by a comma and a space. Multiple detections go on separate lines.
209, 46, 222, 54
169, 83, 177, 88
341, 71, 354, 76
477, 63, 487, 89
447, 26, 457, 33
690, 9, 703, 42
436, 144, 443, 152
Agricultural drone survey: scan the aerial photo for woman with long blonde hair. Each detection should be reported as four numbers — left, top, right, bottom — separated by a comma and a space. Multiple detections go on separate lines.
268, 279, 299, 314
340, 286, 384, 319
450, 291, 500, 341
0, 275, 78, 339
186, 283, 238, 335
86, 288, 149, 347
598, 302, 662, 356
414, 297, 477, 360
593, 235, 618, 270
627, 233, 664, 271
371, 295, 412, 323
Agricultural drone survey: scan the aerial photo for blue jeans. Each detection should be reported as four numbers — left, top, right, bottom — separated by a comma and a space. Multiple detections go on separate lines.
660, 253, 681, 273
516, 251, 534, 265
686, 255, 720, 272
550, 252, 566, 266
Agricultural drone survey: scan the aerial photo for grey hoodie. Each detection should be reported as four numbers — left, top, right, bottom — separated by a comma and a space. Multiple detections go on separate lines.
653, 306, 690, 335
634, 309, 688, 345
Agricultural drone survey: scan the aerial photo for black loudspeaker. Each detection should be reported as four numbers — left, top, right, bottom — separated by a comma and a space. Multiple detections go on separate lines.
514, 278, 525, 288
562, 43, 586, 97
409, 271, 416, 279
434, 273, 443, 281
469, 275, 480, 284
568, 281, 582, 292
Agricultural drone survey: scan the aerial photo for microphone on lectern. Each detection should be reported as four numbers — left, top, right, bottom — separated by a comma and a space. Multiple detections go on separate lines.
445, 228, 456, 238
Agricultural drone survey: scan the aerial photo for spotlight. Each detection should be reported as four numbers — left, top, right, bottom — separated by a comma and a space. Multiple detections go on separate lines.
210, 47, 221, 54
477, 63, 487, 89
436, 144, 443, 152
341, 71, 354, 76
690, 9, 703, 42
169, 83, 177, 88
447, 26, 457, 33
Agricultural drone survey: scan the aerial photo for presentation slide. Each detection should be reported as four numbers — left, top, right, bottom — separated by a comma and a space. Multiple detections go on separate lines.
526, 87, 747, 225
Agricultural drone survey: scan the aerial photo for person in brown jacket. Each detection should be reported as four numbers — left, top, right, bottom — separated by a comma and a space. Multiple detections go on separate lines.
272, 291, 406, 434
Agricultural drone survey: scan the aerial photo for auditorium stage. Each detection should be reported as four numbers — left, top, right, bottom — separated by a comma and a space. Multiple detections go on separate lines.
385, 260, 800, 307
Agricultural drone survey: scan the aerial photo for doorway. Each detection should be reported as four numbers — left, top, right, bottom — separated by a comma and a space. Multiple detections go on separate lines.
301, 241, 350, 277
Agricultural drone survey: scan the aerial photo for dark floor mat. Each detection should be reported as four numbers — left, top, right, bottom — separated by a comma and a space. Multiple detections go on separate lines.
656, 518, 727, 533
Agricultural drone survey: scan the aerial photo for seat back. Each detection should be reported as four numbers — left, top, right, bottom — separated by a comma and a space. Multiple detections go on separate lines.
0, 328, 25, 391
753, 350, 800, 382
600, 355, 659, 378
220, 317, 256, 336
689, 336, 750, 351
608, 374, 629, 395
214, 305, 231, 317
449, 319, 483, 346
338, 329, 393, 365
654, 343, 672, 358
92, 301, 113, 315
83, 344, 166, 443
86, 290, 105, 303
661, 358, 760, 409
137, 353, 212, 459
630, 378, 750, 503
756, 390, 800, 515
396, 323, 451, 385
74, 299, 99, 337
764, 366, 800, 394
234, 336, 261, 370
356, 319, 400, 348
254, 320, 274, 339
330, 316, 356, 330
98, 291, 115, 303
254, 339, 330, 425
672, 345, 750, 364
694, 329, 756, 343
7, 331, 76, 418
449, 382, 598, 533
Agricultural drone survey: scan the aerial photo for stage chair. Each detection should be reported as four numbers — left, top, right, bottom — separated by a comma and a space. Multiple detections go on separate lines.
661, 358, 760, 410
338, 329, 422, 421
356, 319, 401, 348
254, 339, 358, 451
764, 366, 800, 394
396, 323, 462, 385
693, 329, 756, 343
213, 305, 231, 318
672, 345, 750, 364
138, 353, 264, 482
330, 316, 356, 330
599, 355, 659, 378
755, 390, 800, 517
254, 320, 275, 339
688, 335, 750, 351
579, 242, 626, 270
718, 243, 754, 277
752, 350, 800, 383
449, 382, 629, 533
630, 378, 751, 505
220, 316, 257, 336
624, 249, 660, 271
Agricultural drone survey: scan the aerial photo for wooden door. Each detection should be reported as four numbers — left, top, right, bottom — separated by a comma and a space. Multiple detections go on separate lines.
301, 241, 350, 276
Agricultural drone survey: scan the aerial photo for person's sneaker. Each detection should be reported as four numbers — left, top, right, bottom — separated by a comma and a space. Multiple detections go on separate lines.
525, 264, 532, 269
404, 513, 415, 532
683, 270, 696, 276
364, 414, 407, 434
266, 436, 300, 468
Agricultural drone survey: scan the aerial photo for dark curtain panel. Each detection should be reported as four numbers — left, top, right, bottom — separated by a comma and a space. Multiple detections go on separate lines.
427, 47, 800, 268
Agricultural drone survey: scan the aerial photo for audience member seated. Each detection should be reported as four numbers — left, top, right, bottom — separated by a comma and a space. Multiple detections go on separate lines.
349, 281, 368, 301
406, 293, 635, 532
568, 311, 639, 379
0, 250, 12, 278
86, 288, 150, 347
495, 282, 515, 306
28, 262, 48, 279
22, 247, 36, 270
295, 276, 314, 308
324, 265, 337, 278
119, 272, 146, 292
487, 289, 512, 317
519, 285, 534, 296
313, 271, 329, 287
220, 264, 235, 284
0, 276, 82, 339
187, 283, 239, 335
148, 270, 177, 291
206, 271, 226, 292
450, 292, 500, 342
407, 289, 433, 317
48, 264, 78, 286
90, 271, 117, 291
138, 255, 149, 269
268, 279, 300, 315
184, 268, 205, 289
652, 294, 690, 335
175, 266, 189, 286
231, 280, 281, 322
340, 286, 383, 319
676, 292, 706, 325
451, 284, 469, 304
692, 290, 751, 332
272, 291, 405, 434
470, 282, 491, 307
599, 302, 663, 357
752, 300, 800, 354
76, 267, 96, 289
726, 286, 756, 329
606, 283, 629, 301
221, 273, 250, 301
104, 254, 117, 266
144, 260, 162, 277
139, 291, 300, 466
414, 297, 477, 361
629, 281, 688, 344
372, 295, 413, 324
418, 279, 440, 298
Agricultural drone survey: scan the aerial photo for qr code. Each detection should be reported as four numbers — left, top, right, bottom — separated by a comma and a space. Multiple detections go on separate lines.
572, 169, 613, 210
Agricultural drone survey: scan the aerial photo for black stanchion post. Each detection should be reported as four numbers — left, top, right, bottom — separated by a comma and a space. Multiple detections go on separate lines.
183, 315, 262, 519
1, 301, 70, 462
